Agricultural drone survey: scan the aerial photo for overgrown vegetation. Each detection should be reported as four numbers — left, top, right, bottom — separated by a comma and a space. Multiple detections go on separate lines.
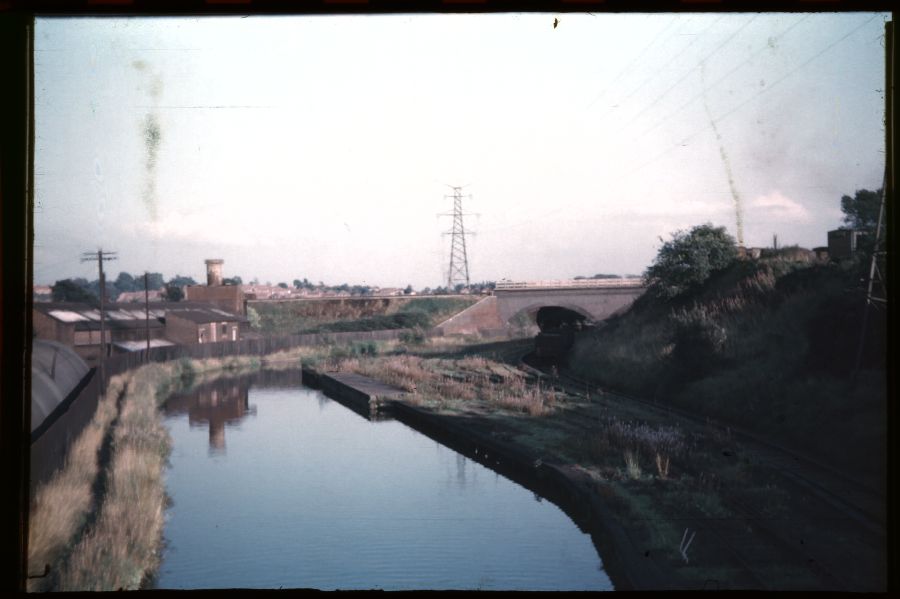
643, 223, 738, 299
328, 348, 864, 588
337, 354, 559, 417
249, 296, 478, 334
570, 249, 886, 486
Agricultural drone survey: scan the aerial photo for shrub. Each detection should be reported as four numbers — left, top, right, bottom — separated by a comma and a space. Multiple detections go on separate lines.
669, 310, 728, 380
399, 327, 426, 345
644, 223, 738, 299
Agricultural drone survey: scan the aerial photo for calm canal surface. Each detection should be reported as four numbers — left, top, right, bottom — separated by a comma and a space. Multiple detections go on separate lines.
155, 370, 613, 591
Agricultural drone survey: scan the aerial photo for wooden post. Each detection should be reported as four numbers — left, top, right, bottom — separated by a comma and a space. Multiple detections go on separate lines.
145, 272, 151, 360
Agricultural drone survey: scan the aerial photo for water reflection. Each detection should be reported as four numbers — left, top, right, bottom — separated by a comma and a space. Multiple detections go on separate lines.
164, 378, 255, 455
159, 370, 613, 590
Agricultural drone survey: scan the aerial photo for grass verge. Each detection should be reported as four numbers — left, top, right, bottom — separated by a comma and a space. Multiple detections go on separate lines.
27, 355, 262, 591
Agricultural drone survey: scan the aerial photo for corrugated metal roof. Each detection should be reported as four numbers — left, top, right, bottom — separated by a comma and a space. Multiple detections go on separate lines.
48, 310, 89, 323
113, 339, 176, 351
31, 340, 91, 434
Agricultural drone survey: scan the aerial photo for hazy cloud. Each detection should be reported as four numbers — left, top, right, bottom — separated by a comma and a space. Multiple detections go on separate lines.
749, 190, 811, 222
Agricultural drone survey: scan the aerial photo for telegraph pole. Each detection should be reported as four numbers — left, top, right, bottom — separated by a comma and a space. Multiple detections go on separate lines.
441, 186, 474, 290
144, 272, 151, 359
81, 249, 117, 385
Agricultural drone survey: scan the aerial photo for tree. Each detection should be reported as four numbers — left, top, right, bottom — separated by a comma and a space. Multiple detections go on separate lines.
223, 276, 243, 286
841, 188, 882, 254
114, 272, 137, 293
51, 279, 98, 303
841, 188, 882, 232
404, 284, 414, 295
164, 285, 184, 301
145, 272, 165, 290
277, 282, 288, 289
168, 275, 197, 288
644, 223, 738, 299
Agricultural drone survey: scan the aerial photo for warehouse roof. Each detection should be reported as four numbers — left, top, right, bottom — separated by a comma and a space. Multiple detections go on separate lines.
31, 339, 91, 434
34, 301, 245, 330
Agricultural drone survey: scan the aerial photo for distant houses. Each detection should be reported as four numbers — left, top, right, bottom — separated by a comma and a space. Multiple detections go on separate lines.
115, 289, 165, 303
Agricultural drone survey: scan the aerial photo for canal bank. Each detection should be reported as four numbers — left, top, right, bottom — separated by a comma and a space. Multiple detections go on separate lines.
304, 366, 680, 591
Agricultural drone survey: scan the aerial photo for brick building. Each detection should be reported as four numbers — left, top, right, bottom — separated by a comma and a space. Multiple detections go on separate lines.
165, 307, 247, 345
33, 302, 169, 364
185, 258, 246, 314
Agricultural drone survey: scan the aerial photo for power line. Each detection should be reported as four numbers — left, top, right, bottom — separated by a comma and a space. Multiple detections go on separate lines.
617, 14, 881, 185
613, 15, 718, 111
586, 15, 683, 111
613, 15, 759, 137
635, 13, 813, 142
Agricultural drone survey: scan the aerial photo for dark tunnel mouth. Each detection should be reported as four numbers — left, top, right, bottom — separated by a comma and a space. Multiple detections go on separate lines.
535, 306, 588, 332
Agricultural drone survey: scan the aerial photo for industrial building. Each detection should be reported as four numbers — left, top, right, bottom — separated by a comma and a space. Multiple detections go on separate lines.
33, 300, 246, 365
185, 258, 246, 315
165, 307, 247, 345
828, 229, 866, 260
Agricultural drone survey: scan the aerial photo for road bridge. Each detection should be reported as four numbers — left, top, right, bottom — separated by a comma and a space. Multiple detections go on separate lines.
436, 279, 646, 336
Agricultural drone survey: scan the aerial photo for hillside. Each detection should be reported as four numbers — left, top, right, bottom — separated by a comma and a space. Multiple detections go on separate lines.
569, 251, 886, 488
247, 295, 480, 335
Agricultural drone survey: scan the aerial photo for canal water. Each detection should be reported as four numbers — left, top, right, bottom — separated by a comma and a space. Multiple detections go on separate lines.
155, 370, 613, 591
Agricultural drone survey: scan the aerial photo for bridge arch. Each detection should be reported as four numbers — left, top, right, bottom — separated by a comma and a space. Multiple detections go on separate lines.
507, 302, 594, 331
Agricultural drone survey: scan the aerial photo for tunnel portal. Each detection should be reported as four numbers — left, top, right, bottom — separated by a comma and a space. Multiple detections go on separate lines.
534, 306, 589, 332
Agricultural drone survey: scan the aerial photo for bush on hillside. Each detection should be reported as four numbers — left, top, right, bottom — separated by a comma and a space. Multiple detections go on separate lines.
644, 223, 738, 299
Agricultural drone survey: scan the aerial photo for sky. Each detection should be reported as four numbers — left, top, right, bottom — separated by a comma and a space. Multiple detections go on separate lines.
33, 12, 890, 289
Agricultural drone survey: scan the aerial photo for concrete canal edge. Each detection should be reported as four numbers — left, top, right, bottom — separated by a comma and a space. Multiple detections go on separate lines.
302, 366, 683, 591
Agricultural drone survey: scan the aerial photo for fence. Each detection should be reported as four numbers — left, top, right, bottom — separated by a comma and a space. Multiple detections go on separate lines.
31, 327, 423, 491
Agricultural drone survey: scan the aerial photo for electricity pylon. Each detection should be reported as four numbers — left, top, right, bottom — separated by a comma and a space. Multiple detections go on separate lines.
441, 186, 473, 290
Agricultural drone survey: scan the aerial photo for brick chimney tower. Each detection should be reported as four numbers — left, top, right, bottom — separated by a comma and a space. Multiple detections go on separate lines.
205, 259, 224, 287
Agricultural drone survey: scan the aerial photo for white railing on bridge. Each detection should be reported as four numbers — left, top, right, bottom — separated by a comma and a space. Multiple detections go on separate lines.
494, 278, 644, 290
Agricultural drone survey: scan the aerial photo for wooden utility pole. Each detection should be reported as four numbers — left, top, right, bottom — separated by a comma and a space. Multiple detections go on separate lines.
144, 272, 151, 360
81, 249, 117, 385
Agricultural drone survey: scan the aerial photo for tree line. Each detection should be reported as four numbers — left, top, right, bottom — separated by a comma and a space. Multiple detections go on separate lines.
49, 272, 198, 303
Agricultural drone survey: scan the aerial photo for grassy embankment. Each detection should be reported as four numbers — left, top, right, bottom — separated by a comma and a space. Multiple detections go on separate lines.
249, 296, 479, 335
26, 349, 338, 591
568, 250, 886, 487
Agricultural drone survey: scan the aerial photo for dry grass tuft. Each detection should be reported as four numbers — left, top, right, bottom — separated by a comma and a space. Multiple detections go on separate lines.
624, 450, 642, 480
55, 365, 172, 590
